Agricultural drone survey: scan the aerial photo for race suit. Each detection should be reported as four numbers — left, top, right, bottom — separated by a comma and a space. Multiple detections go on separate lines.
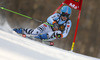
23, 13, 72, 41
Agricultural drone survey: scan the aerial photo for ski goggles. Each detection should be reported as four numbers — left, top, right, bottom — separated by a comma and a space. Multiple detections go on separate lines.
61, 12, 70, 18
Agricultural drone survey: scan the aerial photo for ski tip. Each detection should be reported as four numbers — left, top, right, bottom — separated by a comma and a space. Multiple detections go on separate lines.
22, 34, 26, 38
50, 42, 54, 46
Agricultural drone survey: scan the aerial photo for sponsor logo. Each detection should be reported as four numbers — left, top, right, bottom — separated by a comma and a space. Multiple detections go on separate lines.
43, 24, 47, 27
67, 25, 70, 28
69, 3, 79, 9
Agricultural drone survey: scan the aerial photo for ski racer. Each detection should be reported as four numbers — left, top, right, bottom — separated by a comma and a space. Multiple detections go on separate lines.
13, 6, 72, 41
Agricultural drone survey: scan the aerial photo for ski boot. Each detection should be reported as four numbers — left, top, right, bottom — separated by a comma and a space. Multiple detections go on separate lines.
35, 34, 48, 40
42, 41, 54, 46
13, 28, 23, 34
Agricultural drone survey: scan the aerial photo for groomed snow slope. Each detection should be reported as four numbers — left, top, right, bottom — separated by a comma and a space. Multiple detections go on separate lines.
0, 19, 99, 60
0, 28, 100, 60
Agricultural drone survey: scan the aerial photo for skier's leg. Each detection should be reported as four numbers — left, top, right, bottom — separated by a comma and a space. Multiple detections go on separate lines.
35, 32, 56, 41
13, 28, 35, 34
30, 23, 51, 35
34, 23, 54, 40
47, 32, 56, 41
31, 23, 53, 35
44, 31, 62, 41
23, 28, 40, 35
13, 23, 50, 35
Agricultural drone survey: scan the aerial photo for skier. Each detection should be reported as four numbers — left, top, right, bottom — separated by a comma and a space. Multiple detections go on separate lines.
13, 6, 72, 41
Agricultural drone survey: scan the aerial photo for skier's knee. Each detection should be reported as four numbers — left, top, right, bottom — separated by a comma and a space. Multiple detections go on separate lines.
31, 29, 41, 35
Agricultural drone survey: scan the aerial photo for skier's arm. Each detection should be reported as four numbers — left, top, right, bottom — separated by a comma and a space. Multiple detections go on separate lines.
62, 20, 72, 38
47, 13, 60, 24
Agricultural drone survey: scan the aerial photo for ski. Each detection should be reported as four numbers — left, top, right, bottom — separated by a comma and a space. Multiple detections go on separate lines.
19, 33, 54, 46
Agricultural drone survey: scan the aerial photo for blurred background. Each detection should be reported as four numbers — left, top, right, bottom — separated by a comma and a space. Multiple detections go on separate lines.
0, 0, 100, 58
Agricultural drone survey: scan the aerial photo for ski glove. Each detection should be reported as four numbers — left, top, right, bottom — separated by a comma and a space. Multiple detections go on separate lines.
55, 33, 63, 39
54, 31, 63, 39
35, 34, 48, 40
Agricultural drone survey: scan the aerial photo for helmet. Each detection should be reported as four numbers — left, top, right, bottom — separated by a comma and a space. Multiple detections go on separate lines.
60, 6, 71, 18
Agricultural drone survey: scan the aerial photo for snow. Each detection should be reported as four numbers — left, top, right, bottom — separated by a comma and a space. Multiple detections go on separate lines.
0, 20, 100, 60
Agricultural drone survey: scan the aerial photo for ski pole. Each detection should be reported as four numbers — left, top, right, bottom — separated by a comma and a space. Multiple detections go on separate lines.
0, 7, 43, 23
0, 7, 32, 19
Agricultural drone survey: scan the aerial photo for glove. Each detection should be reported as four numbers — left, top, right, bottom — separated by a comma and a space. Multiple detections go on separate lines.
55, 33, 63, 39
35, 34, 48, 40
54, 31, 63, 39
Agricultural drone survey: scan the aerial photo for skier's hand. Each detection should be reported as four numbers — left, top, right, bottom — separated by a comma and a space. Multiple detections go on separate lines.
56, 34, 63, 39
54, 31, 63, 39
